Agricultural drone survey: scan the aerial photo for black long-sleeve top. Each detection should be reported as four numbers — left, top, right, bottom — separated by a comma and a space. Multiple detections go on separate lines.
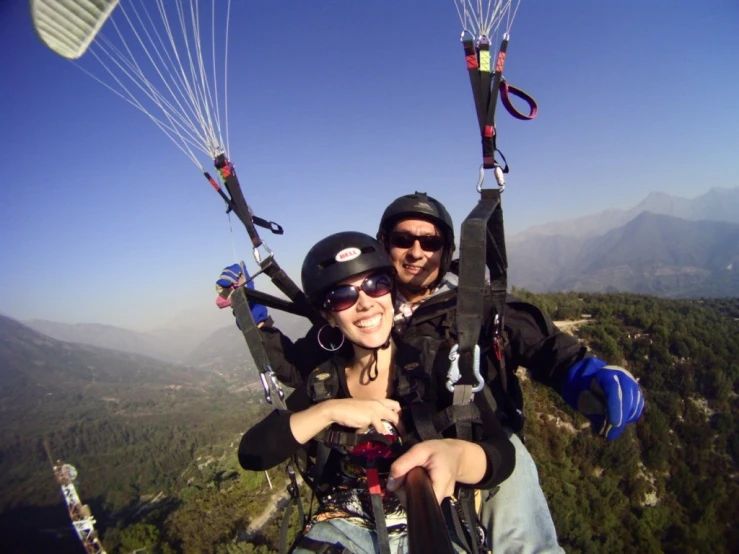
239, 351, 515, 492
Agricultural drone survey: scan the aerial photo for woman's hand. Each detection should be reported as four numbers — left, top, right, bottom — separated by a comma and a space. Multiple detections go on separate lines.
325, 398, 401, 433
289, 398, 400, 444
386, 439, 486, 503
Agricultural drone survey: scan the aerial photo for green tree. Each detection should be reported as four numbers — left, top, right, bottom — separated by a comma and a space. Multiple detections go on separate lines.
119, 523, 160, 554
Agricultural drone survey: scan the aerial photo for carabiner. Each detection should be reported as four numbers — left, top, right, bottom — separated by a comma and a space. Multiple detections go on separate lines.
477, 164, 506, 193
259, 367, 284, 404
269, 368, 285, 400
259, 372, 272, 404
446, 344, 484, 393
493, 164, 506, 191
476, 164, 485, 193
460, 29, 474, 43
253, 241, 274, 266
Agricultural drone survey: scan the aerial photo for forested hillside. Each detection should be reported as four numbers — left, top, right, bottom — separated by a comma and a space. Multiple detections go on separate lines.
514, 291, 739, 553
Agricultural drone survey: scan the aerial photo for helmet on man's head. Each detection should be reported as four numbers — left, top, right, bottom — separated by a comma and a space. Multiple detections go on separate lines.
301, 231, 394, 308
376, 192, 456, 284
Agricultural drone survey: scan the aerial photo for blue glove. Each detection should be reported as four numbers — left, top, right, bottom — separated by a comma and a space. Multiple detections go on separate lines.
561, 358, 644, 441
215, 262, 269, 325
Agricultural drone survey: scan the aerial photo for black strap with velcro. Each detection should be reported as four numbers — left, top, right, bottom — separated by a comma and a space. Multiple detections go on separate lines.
230, 285, 287, 408
462, 35, 537, 171
455, 189, 505, 388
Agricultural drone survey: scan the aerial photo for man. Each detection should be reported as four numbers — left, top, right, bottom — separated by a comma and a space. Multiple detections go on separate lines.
216, 192, 645, 553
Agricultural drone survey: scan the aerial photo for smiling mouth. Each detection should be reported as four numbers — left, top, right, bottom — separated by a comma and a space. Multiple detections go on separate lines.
403, 264, 424, 274
356, 314, 382, 330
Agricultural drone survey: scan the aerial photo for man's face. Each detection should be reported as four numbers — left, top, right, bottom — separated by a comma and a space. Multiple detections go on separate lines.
387, 218, 444, 296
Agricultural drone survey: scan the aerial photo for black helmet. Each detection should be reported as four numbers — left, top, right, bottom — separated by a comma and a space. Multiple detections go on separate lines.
302, 232, 394, 307
376, 192, 456, 285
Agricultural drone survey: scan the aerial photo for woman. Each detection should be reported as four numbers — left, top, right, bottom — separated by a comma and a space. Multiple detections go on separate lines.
238, 232, 514, 554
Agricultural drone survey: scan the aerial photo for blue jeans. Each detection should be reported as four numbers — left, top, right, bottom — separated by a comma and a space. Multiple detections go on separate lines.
478, 430, 565, 554
292, 518, 469, 554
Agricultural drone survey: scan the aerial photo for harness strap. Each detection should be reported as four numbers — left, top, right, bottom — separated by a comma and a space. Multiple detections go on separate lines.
207, 155, 325, 406
315, 429, 395, 451
461, 35, 538, 170
500, 80, 538, 121
366, 466, 392, 554
310, 443, 332, 487
243, 287, 315, 319
230, 285, 286, 408
454, 189, 508, 392
279, 493, 306, 554
208, 155, 322, 322
455, 195, 496, 390
279, 462, 307, 554
433, 404, 482, 435
442, 496, 477, 554
409, 403, 441, 442
458, 488, 482, 554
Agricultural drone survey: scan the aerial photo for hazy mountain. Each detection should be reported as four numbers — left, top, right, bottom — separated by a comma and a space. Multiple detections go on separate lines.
506, 234, 586, 291
185, 324, 256, 373
23, 306, 242, 365
185, 310, 313, 380
18, 297, 314, 382
0, 315, 208, 396
0, 315, 218, 443
271, 310, 313, 340
146, 305, 234, 364
634, 187, 739, 222
24, 319, 177, 363
509, 186, 739, 242
510, 213, 739, 297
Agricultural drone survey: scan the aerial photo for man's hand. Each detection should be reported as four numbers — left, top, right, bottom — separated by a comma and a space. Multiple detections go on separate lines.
387, 440, 460, 503
562, 358, 645, 440
387, 439, 487, 504
215, 262, 268, 325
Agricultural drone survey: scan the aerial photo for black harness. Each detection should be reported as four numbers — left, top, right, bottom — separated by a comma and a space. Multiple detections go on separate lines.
280, 333, 492, 554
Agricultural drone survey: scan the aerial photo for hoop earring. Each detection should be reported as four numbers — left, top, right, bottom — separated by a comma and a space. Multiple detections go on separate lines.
317, 324, 345, 352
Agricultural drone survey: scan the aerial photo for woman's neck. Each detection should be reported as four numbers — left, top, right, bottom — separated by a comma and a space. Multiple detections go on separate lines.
346, 339, 396, 392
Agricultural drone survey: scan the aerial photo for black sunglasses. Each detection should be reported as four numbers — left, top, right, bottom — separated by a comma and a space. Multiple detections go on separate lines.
323, 273, 394, 312
389, 232, 445, 252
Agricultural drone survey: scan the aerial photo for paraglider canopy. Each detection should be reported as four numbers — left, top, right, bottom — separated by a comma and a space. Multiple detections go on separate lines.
32, 0, 120, 60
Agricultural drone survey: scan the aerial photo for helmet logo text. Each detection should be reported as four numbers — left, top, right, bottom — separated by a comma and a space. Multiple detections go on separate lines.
335, 247, 361, 262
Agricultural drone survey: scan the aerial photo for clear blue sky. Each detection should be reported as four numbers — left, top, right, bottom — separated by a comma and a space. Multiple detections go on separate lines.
1, 0, 738, 330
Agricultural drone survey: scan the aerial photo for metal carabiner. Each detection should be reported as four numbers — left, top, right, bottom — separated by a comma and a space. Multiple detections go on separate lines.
268, 367, 285, 400
445, 344, 484, 393
477, 164, 506, 193
253, 241, 275, 266
259, 372, 273, 404
476, 164, 485, 193
493, 164, 506, 191
259, 366, 284, 405
259, 368, 285, 404
460, 29, 474, 43
446, 344, 461, 392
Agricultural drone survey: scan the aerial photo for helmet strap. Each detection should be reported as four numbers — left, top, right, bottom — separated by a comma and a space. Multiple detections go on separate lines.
346, 334, 393, 384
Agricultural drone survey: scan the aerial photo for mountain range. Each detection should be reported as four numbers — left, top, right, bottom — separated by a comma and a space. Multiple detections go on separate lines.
507, 187, 739, 297
8, 187, 739, 367
22, 308, 312, 376
509, 186, 739, 242
0, 315, 210, 412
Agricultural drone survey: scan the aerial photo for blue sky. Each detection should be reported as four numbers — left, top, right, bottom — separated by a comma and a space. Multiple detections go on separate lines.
1, 0, 738, 330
